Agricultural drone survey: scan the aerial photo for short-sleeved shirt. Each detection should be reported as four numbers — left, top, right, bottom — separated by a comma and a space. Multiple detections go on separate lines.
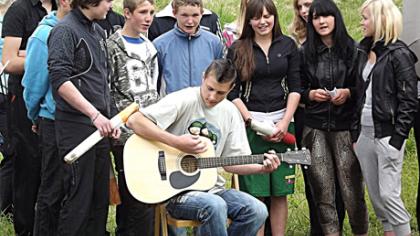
1, 0, 57, 93
141, 87, 251, 192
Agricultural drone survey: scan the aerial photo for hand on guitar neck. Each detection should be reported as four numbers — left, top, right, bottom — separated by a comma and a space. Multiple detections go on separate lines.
174, 135, 281, 174
259, 150, 281, 173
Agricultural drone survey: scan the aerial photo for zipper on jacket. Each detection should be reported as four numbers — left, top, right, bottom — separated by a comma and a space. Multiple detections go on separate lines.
369, 72, 378, 131
188, 37, 192, 86
391, 107, 395, 125
327, 48, 332, 132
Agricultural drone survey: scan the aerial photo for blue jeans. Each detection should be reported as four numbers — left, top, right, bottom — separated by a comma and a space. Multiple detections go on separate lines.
166, 189, 268, 236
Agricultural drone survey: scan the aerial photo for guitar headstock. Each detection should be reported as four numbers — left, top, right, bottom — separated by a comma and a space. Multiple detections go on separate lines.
279, 148, 311, 166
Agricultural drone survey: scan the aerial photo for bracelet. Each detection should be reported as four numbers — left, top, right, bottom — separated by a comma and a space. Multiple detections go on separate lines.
245, 117, 252, 127
91, 112, 100, 124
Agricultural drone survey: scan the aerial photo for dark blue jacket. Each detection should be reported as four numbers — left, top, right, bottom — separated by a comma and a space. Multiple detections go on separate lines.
48, 8, 110, 124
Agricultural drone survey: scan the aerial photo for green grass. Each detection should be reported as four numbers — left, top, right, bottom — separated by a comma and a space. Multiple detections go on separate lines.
1, 0, 414, 235
148, 0, 403, 42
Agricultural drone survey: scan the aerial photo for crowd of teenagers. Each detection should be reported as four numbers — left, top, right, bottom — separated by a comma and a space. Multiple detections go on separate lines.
0, 0, 419, 235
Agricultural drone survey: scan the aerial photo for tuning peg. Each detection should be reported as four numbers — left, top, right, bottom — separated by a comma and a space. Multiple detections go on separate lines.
294, 147, 298, 151
289, 165, 293, 169
302, 147, 306, 151
287, 148, 291, 152
303, 165, 308, 169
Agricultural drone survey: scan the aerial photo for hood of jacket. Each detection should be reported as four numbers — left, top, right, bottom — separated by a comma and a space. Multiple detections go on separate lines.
40, 11, 59, 28
360, 37, 418, 64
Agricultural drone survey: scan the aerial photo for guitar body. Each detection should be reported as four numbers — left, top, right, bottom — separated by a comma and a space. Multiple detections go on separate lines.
124, 134, 217, 204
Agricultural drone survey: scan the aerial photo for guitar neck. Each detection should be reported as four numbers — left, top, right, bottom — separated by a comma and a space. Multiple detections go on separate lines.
197, 154, 266, 169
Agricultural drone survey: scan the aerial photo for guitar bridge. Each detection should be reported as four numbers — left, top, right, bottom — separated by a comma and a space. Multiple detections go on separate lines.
158, 151, 167, 180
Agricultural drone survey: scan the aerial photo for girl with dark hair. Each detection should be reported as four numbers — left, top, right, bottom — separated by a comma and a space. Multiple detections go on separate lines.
300, 0, 368, 235
289, 0, 346, 235
227, 0, 301, 234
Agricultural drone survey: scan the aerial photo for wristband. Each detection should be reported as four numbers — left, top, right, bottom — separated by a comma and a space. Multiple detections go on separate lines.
91, 112, 100, 124
245, 117, 252, 127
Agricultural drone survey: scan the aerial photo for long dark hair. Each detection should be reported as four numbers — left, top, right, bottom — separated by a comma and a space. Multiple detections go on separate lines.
233, 0, 282, 81
304, 0, 353, 65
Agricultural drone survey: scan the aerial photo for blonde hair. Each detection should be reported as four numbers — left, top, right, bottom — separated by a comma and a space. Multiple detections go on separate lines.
235, 0, 248, 37
361, 0, 402, 45
288, 0, 307, 46
0, 0, 13, 16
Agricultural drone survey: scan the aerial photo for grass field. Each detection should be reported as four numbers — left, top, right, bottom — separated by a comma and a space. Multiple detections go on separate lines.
1, 0, 416, 235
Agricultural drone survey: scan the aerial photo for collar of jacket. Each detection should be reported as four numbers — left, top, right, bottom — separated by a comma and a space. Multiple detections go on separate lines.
360, 37, 406, 57
360, 37, 419, 67
72, 7, 95, 28
316, 43, 336, 53
359, 37, 393, 62
109, 30, 148, 61
251, 34, 285, 47
174, 23, 202, 39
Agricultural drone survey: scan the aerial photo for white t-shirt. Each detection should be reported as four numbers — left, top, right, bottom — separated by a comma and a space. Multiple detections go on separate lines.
361, 61, 375, 126
141, 87, 251, 192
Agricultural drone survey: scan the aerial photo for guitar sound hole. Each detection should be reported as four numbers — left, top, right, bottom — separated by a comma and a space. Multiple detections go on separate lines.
180, 155, 198, 173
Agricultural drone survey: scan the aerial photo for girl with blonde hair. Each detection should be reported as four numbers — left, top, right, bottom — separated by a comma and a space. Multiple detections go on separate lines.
354, 0, 418, 235
222, 0, 247, 47
288, 0, 311, 46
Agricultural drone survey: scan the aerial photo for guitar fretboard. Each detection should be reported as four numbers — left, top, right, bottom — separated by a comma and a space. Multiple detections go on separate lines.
197, 154, 268, 168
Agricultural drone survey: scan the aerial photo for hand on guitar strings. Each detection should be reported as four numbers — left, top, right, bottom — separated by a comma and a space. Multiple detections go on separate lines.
174, 134, 208, 154
261, 150, 280, 173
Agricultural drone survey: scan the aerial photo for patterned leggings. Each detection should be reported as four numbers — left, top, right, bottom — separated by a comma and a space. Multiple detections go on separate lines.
302, 127, 368, 235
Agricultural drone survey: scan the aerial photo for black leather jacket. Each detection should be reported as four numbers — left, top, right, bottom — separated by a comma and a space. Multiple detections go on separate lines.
300, 42, 359, 135
354, 38, 418, 150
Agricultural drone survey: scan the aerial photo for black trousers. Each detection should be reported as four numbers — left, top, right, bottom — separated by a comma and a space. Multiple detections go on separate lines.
55, 120, 110, 236
294, 106, 345, 235
33, 118, 64, 236
112, 144, 154, 236
0, 93, 13, 215
0, 153, 12, 215
414, 99, 420, 231
8, 91, 41, 235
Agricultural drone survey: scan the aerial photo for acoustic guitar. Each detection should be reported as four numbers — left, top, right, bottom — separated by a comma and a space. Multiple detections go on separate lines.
124, 134, 311, 204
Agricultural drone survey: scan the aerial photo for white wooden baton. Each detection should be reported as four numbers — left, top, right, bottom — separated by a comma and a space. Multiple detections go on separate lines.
64, 103, 139, 164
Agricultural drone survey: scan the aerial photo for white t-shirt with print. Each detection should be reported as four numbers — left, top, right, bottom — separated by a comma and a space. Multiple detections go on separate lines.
141, 87, 251, 192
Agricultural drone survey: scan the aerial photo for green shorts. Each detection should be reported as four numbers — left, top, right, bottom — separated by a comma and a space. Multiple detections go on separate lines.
239, 123, 296, 197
